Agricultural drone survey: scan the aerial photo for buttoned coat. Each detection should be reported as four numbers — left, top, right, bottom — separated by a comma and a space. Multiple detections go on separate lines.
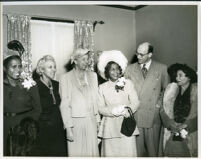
97, 79, 140, 139
59, 69, 100, 129
125, 60, 169, 128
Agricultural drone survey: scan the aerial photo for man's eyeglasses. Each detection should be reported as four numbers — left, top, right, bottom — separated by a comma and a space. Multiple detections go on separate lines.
135, 52, 150, 57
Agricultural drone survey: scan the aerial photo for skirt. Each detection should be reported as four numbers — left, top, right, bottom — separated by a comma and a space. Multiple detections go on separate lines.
67, 114, 99, 157
101, 135, 137, 157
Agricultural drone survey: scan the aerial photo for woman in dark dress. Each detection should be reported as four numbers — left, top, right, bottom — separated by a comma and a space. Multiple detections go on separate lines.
161, 64, 197, 157
35, 55, 67, 156
3, 50, 41, 156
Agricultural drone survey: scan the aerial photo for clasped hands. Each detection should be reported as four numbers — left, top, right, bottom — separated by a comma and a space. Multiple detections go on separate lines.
111, 105, 130, 118
169, 121, 188, 138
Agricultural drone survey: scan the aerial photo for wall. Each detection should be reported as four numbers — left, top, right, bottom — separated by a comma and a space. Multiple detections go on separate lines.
3, 5, 197, 69
2, 5, 136, 63
135, 5, 197, 70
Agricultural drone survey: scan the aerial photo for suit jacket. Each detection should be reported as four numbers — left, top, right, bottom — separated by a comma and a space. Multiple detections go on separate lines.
98, 79, 140, 138
59, 69, 99, 128
125, 60, 169, 128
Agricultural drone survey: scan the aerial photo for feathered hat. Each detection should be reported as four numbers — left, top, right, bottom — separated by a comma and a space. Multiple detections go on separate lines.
4, 40, 24, 61
3, 50, 20, 61
97, 50, 128, 79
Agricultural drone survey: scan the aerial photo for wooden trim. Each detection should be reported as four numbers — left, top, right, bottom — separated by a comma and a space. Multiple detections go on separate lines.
134, 5, 147, 10
31, 17, 74, 23
100, 5, 147, 11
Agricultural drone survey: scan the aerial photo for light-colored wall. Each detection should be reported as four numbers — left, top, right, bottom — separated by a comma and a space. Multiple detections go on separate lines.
3, 5, 197, 70
3, 5, 136, 63
135, 5, 197, 70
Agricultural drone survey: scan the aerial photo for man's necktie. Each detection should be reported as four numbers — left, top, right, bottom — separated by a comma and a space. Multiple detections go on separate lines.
141, 64, 148, 79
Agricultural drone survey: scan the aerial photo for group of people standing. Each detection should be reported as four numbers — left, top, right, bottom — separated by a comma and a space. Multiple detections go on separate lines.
3, 40, 197, 157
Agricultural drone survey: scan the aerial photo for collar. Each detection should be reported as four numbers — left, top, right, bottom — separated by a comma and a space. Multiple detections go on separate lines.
4, 77, 22, 87
140, 59, 152, 70
108, 79, 116, 84
73, 68, 89, 86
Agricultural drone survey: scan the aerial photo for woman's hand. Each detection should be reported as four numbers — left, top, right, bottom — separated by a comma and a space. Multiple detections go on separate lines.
66, 127, 74, 142
122, 108, 130, 118
168, 121, 181, 133
97, 122, 101, 132
112, 105, 126, 117
169, 122, 187, 133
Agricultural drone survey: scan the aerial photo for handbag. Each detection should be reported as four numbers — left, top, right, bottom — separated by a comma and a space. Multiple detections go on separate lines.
120, 107, 136, 137
164, 135, 191, 157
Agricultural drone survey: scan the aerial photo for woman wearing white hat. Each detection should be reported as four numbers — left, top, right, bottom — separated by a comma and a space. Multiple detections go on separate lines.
59, 48, 100, 157
97, 50, 140, 157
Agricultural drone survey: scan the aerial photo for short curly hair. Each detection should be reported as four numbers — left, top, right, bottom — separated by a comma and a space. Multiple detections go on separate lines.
168, 63, 183, 83
36, 55, 56, 75
168, 63, 197, 83
178, 64, 197, 83
104, 61, 122, 80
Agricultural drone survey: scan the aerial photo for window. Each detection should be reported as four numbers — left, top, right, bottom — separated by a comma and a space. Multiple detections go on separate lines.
31, 20, 74, 80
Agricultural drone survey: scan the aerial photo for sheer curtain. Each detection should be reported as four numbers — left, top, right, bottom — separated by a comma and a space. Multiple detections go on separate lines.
30, 20, 74, 80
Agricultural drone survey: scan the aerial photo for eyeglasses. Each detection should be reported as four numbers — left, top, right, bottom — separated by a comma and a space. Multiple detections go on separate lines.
136, 52, 150, 57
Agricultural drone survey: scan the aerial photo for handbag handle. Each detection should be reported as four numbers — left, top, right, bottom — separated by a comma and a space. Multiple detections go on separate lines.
124, 106, 134, 118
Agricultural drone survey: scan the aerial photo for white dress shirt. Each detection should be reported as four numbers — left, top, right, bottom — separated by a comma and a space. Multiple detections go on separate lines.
140, 59, 152, 70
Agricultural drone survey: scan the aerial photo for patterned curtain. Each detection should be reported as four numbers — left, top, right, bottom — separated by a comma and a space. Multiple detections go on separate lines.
7, 14, 32, 79
74, 20, 95, 71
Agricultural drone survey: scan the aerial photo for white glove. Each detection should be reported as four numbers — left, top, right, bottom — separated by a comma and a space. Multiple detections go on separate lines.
112, 105, 126, 116
121, 108, 130, 118
180, 129, 188, 138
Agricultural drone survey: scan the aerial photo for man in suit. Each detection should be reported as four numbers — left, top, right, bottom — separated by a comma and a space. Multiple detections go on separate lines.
125, 42, 169, 157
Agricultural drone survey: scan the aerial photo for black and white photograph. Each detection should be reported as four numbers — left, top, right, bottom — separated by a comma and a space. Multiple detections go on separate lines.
1, 1, 199, 158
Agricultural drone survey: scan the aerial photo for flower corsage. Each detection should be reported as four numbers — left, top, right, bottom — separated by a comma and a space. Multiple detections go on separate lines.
115, 77, 126, 92
21, 71, 36, 90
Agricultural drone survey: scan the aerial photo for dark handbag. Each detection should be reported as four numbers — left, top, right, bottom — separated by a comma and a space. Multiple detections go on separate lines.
164, 135, 191, 157
120, 107, 136, 137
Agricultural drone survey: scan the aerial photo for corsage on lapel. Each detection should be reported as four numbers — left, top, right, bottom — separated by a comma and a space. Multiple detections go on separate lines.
115, 77, 126, 92
21, 71, 36, 90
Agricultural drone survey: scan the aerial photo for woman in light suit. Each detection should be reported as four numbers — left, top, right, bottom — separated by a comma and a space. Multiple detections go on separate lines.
59, 48, 100, 157
97, 50, 140, 157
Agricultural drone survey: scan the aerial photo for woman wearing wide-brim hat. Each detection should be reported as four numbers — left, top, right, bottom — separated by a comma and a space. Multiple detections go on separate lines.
97, 50, 140, 157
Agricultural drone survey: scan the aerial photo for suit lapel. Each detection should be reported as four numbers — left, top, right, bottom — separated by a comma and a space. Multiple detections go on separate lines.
135, 63, 145, 82
145, 60, 156, 80
71, 69, 84, 93
142, 61, 159, 91
130, 64, 145, 96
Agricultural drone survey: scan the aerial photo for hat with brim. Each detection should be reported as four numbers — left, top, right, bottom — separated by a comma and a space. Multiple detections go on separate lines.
3, 50, 20, 61
71, 48, 90, 64
97, 50, 128, 80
